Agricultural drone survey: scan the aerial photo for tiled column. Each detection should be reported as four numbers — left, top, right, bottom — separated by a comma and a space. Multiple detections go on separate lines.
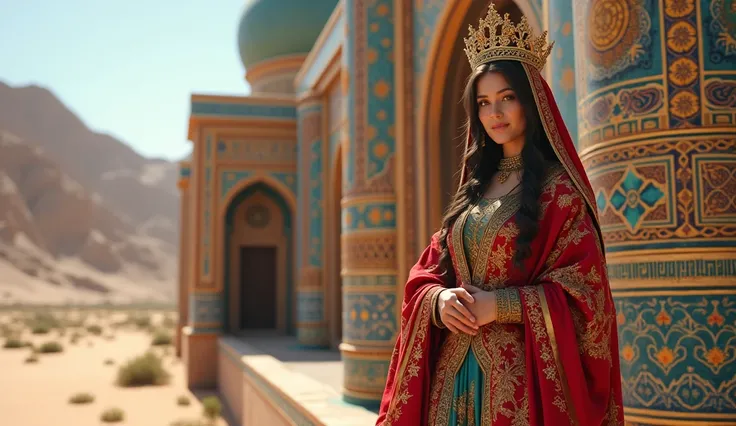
183, 131, 223, 389
341, 0, 399, 407
573, 0, 736, 423
296, 94, 329, 347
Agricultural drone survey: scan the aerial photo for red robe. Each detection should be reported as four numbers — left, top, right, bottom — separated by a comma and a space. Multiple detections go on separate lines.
375, 65, 624, 425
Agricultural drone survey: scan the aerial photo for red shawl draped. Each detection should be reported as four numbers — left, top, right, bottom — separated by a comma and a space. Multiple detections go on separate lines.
375, 65, 624, 425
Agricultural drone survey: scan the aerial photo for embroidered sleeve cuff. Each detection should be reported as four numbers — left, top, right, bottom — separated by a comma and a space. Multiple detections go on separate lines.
430, 287, 446, 329
496, 288, 523, 324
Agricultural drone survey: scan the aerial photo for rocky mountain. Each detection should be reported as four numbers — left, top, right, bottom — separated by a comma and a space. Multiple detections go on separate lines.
0, 82, 181, 305
0, 82, 180, 246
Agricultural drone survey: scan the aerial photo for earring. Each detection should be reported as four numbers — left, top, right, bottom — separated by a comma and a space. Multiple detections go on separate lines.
481, 140, 486, 147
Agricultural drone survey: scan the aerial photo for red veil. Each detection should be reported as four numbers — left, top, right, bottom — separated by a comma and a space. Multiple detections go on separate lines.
375, 64, 624, 425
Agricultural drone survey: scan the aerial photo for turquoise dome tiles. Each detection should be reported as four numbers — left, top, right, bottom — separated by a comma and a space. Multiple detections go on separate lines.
237, 0, 338, 70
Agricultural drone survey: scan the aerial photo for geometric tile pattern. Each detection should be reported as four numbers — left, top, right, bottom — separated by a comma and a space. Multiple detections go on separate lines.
342, 292, 396, 344
693, 156, 736, 226
589, 158, 674, 233
342, 202, 396, 231
608, 259, 736, 281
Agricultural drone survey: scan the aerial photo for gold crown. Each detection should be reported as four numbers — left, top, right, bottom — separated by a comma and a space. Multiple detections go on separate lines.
463, 4, 554, 71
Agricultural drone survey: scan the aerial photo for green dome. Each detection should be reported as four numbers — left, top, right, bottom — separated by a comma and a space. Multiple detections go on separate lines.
237, 0, 339, 70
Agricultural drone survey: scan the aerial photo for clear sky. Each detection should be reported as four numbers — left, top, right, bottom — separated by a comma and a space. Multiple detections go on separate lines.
0, 0, 252, 161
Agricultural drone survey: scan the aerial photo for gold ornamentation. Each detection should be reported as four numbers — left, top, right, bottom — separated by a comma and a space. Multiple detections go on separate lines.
670, 91, 700, 119
520, 286, 572, 418
668, 57, 699, 86
382, 286, 435, 425
473, 325, 529, 424
666, 21, 698, 53
584, 0, 652, 80
463, 3, 554, 71
665, 0, 695, 17
496, 288, 523, 323
430, 287, 446, 329
498, 155, 524, 183
523, 65, 603, 231
452, 380, 477, 425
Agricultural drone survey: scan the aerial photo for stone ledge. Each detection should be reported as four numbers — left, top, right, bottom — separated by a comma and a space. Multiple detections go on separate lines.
219, 337, 379, 426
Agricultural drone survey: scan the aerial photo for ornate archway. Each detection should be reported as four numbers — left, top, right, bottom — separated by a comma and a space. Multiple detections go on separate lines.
415, 0, 543, 246
220, 179, 295, 334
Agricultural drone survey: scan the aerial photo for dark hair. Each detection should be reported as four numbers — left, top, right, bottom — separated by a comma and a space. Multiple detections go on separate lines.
435, 60, 558, 284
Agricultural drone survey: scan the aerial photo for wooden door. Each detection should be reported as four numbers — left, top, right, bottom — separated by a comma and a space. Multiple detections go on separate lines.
240, 246, 277, 329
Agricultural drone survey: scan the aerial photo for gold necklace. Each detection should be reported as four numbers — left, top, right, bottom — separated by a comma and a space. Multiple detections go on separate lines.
497, 154, 524, 183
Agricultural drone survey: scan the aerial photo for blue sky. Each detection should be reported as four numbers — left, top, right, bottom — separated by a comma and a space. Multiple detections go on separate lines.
0, 0, 252, 161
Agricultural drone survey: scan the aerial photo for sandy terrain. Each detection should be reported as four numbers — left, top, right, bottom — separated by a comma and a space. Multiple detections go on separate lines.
0, 311, 230, 426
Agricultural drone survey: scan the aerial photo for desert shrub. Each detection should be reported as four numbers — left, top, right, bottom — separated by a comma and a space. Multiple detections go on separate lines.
132, 315, 152, 329
27, 312, 60, 333
116, 352, 170, 387
151, 330, 173, 346
202, 396, 222, 421
69, 393, 95, 404
39, 341, 64, 353
87, 325, 103, 336
100, 408, 124, 423
3, 338, 24, 349
25, 354, 39, 363
177, 395, 191, 406
31, 324, 51, 334
104, 358, 115, 366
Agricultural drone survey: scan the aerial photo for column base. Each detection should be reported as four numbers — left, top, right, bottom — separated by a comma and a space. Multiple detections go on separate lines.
182, 327, 220, 389
340, 342, 392, 408
296, 322, 329, 348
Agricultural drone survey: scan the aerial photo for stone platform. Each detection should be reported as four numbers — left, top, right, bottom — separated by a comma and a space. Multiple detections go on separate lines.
217, 335, 378, 426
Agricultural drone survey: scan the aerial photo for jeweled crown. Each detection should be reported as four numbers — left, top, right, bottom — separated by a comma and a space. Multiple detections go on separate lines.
463, 4, 554, 71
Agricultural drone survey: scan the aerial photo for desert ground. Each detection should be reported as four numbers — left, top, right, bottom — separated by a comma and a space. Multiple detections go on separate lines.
0, 307, 231, 426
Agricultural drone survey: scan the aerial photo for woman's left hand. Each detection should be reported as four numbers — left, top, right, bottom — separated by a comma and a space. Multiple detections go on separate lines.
461, 284, 497, 326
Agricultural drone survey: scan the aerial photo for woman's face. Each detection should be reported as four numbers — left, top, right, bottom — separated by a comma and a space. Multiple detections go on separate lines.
475, 71, 526, 155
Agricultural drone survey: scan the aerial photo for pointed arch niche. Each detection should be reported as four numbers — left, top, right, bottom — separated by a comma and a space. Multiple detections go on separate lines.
220, 179, 295, 335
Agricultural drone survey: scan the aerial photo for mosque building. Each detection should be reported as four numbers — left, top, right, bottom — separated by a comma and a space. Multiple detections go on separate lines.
175, 0, 735, 424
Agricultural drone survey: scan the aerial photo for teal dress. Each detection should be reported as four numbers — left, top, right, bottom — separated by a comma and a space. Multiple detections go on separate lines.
447, 197, 500, 425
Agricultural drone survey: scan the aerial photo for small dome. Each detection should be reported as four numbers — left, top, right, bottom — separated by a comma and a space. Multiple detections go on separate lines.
237, 0, 339, 70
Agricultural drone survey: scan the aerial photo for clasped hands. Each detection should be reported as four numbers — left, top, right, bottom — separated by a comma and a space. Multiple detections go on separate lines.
437, 284, 497, 335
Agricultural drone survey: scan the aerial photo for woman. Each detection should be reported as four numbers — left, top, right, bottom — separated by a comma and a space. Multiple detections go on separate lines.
376, 5, 624, 426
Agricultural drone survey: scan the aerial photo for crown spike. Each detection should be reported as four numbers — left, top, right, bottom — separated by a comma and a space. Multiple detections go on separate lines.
463, 4, 553, 71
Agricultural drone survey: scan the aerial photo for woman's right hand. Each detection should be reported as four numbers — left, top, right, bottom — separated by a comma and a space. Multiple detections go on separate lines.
437, 288, 478, 335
